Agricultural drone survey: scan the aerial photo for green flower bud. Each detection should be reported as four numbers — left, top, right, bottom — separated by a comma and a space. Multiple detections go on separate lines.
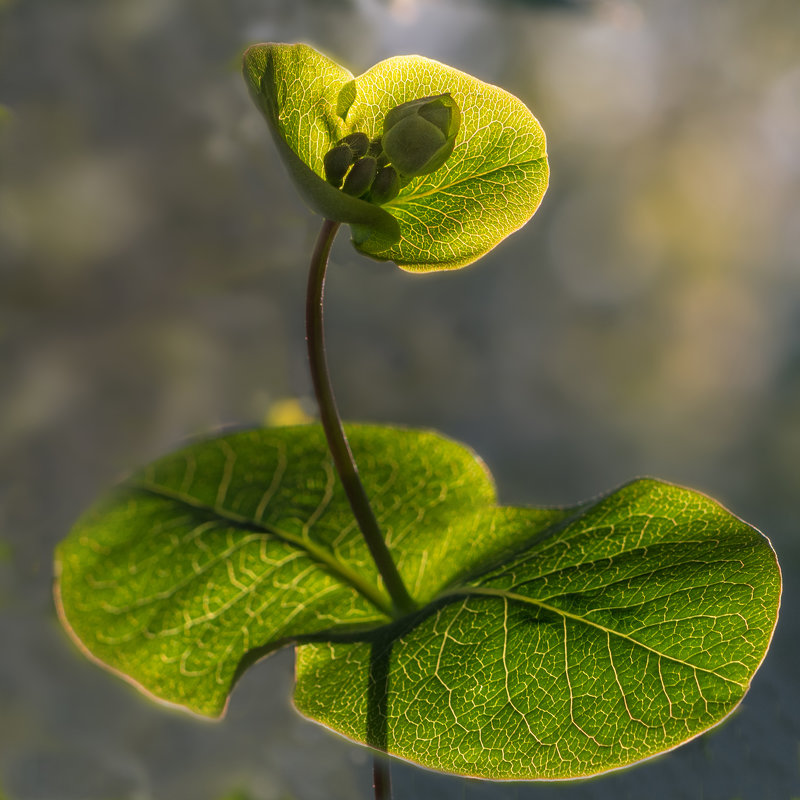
367, 137, 391, 167
337, 131, 370, 158
341, 155, 378, 197
368, 165, 401, 205
381, 93, 460, 177
324, 144, 356, 187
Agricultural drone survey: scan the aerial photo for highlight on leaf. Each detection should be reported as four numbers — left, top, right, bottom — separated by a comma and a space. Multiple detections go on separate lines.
243, 43, 549, 271
55, 424, 781, 778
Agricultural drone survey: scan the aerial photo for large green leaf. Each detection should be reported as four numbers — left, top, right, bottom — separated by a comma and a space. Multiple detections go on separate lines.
243, 44, 548, 271
55, 424, 780, 778
55, 425, 532, 716
294, 479, 781, 779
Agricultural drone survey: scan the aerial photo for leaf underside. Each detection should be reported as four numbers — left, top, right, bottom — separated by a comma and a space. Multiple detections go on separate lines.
243, 43, 549, 270
55, 424, 780, 780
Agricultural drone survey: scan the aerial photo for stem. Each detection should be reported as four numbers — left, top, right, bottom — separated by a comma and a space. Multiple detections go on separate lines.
373, 754, 392, 800
305, 219, 416, 618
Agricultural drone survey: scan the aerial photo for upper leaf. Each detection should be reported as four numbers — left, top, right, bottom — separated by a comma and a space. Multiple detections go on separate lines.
243, 44, 548, 271
55, 424, 780, 779
242, 44, 401, 251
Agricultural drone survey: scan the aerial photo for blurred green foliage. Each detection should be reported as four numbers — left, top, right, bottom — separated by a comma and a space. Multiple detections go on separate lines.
216, 790, 253, 800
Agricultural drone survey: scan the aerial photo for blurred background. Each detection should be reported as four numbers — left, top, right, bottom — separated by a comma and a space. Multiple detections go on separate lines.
1, 0, 799, 798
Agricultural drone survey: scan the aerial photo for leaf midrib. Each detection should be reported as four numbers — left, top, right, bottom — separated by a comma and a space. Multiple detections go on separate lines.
442, 585, 746, 687
133, 480, 395, 618
128, 484, 747, 689
384, 154, 547, 208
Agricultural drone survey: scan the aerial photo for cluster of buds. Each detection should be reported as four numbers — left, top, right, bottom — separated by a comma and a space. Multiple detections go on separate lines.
323, 93, 460, 205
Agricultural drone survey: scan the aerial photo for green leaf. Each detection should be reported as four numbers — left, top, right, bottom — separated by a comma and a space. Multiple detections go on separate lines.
243, 44, 548, 271
55, 425, 780, 778
294, 477, 781, 779
242, 44, 400, 251
55, 425, 507, 716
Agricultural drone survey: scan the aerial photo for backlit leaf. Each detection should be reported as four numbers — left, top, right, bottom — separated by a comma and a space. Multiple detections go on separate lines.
55, 425, 780, 778
243, 44, 548, 270
295, 478, 781, 778
242, 44, 401, 251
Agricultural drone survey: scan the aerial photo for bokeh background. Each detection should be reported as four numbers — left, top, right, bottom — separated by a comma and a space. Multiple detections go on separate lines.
1, 0, 799, 798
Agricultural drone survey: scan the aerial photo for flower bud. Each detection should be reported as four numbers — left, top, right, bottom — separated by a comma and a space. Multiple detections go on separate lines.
381, 94, 460, 177
368, 165, 401, 205
324, 144, 356, 188
341, 155, 378, 197
337, 132, 370, 158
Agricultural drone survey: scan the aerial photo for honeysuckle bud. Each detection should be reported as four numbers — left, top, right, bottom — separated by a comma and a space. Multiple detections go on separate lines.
381, 93, 460, 177
342, 155, 378, 197
368, 165, 401, 205
367, 137, 391, 168
338, 132, 370, 158
324, 144, 356, 187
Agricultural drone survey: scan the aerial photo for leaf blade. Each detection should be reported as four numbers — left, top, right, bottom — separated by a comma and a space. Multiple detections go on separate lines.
293, 479, 781, 779
243, 45, 548, 268
343, 54, 549, 270
54, 424, 504, 716
242, 43, 400, 248
55, 425, 780, 778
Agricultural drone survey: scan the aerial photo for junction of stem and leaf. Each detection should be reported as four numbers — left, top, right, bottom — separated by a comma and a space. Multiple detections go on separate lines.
308, 93, 464, 620
305, 217, 416, 619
